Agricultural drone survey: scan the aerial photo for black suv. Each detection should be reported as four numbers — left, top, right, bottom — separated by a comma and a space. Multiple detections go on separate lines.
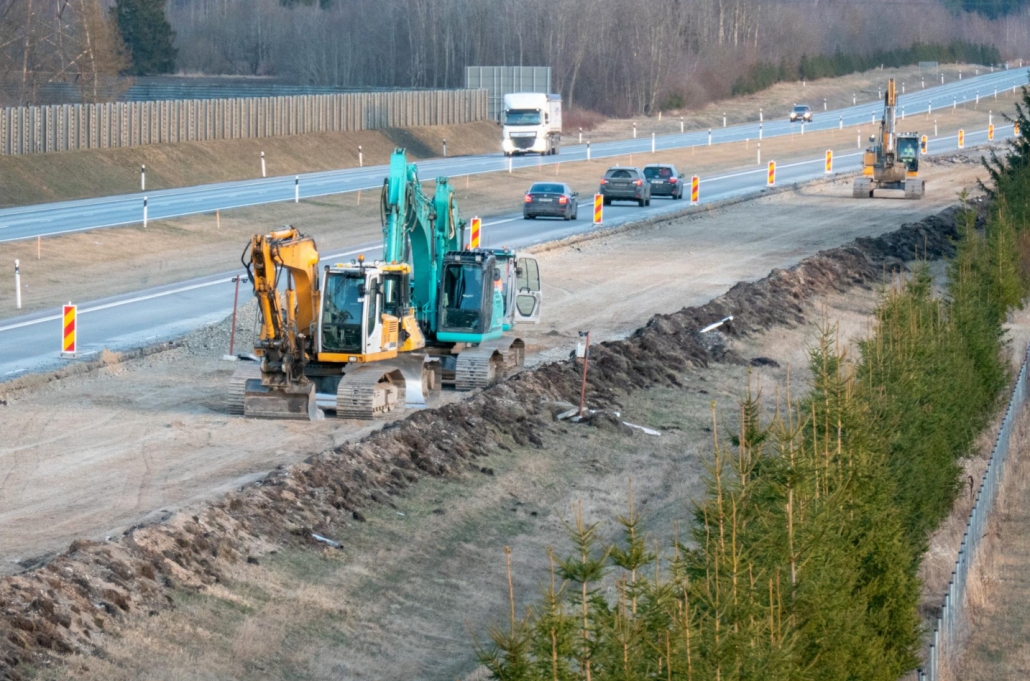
643, 164, 683, 199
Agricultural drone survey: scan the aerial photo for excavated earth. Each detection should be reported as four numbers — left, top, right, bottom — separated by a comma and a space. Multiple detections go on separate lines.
0, 203, 973, 680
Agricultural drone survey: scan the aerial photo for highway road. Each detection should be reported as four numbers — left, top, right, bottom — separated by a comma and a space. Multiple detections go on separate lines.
0, 121, 1014, 380
0, 68, 1026, 243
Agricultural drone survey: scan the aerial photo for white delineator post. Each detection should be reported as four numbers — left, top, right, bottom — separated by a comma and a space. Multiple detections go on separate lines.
680, 116, 684, 133
358, 145, 363, 167
935, 120, 938, 136
143, 196, 148, 228
633, 122, 637, 138
723, 112, 727, 127
586, 141, 590, 161
294, 176, 300, 203
141, 164, 146, 191
14, 260, 21, 310
759, 123, 763, 140
839, 115, 843, 129
261, 151, 266, 178
708, 129, 712, 145
578, 127, 582, 143
757, 142, 761, 165
651, 132, 655, 153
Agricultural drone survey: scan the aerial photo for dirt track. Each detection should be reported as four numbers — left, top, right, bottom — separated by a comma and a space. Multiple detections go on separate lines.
0, 155, 990, 578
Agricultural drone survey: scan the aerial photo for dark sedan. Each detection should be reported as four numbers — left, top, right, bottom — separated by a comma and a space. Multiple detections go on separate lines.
523, 182, 578, 220
643, 164, 683, 199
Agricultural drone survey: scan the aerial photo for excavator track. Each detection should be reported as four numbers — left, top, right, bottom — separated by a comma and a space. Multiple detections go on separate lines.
333, 354, 442, 419
904, 179, 925, 200
853, 177, 874, 198
455, 339, 525, 391
336, 366, 405, 420
228, 362, 262, 415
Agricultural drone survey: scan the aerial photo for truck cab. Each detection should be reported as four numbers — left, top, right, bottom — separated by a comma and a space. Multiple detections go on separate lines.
502, 92, 562, 157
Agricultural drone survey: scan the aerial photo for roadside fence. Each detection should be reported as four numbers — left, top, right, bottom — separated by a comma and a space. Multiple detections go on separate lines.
919, 344, 1030, 681
0, 88, 488, 156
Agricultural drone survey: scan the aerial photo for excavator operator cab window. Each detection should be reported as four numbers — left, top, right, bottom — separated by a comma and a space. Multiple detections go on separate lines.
439, 256, 493, 333
380, 272, 409, 319
320, 272, 366, 353
897, 137, 919, 168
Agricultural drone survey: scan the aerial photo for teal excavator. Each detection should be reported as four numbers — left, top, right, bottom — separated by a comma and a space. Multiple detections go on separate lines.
229, 149, 542, 420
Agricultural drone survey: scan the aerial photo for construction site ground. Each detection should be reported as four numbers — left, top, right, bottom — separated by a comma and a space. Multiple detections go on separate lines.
15, 172, 1009, 680
1, 98, 1016, 320
0, 154, 991, 585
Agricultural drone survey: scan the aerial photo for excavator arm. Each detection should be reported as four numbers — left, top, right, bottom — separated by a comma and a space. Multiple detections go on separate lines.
234, 227, 322, 420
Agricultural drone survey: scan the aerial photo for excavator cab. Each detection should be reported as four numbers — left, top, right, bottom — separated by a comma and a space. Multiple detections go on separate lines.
437, 251, 504, 342
897, 135, 919, 171
317, 262, 415, 361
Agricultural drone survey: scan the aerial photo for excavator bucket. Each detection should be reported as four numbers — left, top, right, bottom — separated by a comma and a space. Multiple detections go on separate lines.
229, 363, 322, 420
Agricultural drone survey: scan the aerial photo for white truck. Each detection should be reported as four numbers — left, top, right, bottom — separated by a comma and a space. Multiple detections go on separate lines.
501, 93, 562, 156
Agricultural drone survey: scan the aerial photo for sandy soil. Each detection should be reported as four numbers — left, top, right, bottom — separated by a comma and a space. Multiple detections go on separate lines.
0, 156, 991, 578
41, 256, 896, 681
1, 102, 1011, 320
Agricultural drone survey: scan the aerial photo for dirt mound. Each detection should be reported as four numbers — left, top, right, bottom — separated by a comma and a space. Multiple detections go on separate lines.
0, 206, 969, 679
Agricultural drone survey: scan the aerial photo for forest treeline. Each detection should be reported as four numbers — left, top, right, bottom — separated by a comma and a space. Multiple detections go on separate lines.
2, 0, 1030, 112
731, 40, 1002, 96
474, 86, 1030, 681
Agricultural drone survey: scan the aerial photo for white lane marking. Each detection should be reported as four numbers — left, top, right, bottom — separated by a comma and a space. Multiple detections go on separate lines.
0, 245, 375, 333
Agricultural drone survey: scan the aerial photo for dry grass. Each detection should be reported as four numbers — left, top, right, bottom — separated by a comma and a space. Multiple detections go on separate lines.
587, 63, 991, 142
0, 101, 1009, 321
0, 121, 501, 208
949, 403, 1030, 680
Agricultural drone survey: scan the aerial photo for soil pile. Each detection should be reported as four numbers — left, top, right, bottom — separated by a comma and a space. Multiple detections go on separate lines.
0, 206, 970, 680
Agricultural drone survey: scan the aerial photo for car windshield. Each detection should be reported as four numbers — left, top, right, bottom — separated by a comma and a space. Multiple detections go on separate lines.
644, 167, 673, 179
530, 183, 565, 194
793, 106, 808, 113
607, 169, 634, 179
505, 109, 541, 126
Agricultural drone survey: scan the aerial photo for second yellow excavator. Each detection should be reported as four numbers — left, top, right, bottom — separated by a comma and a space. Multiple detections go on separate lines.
854, 78, 925, 200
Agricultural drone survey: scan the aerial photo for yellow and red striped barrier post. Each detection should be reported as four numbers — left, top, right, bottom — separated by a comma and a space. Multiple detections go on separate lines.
767, 161, 776, 187
690, 175, 699, 205
921, 135, 928, 155
958, 129, 965, 149
988, 123, 995, 141
469, 216, 481, 249
593, 194, 603, 225
62, 303, 77, 358
1016, 121, 1021, 137
824, 149, 833, 174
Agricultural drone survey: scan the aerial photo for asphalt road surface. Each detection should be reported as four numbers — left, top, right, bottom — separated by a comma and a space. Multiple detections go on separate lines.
0, 120, 1013, 380
0, 68, 1026, 243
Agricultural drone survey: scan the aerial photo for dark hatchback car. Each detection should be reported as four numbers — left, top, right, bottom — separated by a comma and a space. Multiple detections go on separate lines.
523, 182, 578, 220
600, 167, 650, 206
643, 164, 683, 199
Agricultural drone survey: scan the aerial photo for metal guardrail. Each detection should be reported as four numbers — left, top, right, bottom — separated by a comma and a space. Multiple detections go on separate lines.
918, 344, 1030, 681
0, 89, 488, 156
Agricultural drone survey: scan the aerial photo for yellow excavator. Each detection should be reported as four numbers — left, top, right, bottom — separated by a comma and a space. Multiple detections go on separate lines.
228, 149, 542, 420
853, 78, 925, 200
